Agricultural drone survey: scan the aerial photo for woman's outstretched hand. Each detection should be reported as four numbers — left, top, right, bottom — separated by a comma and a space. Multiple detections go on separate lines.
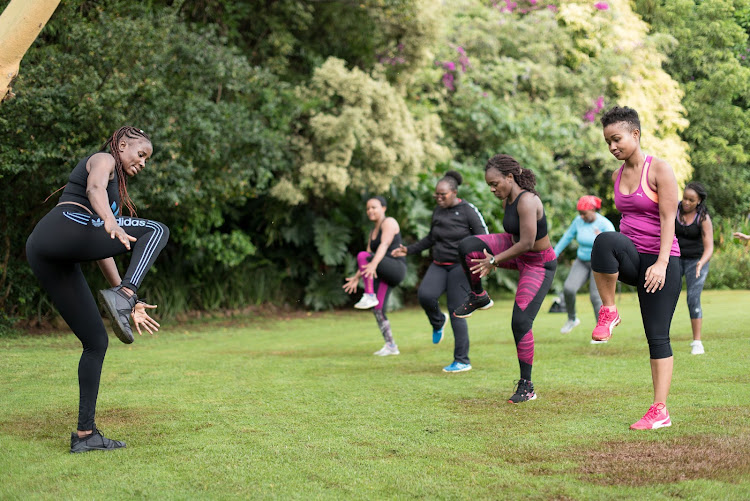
131, 302, 160, 336
105, 219, 137, 250
469, 249, 496, 278
391, 245, 408, 258
343, 275, 359, 294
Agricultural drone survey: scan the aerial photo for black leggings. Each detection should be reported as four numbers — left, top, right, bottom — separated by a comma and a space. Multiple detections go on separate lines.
26, 206, 169, 430
591, 232, 680, 359
418, 262, 471, 364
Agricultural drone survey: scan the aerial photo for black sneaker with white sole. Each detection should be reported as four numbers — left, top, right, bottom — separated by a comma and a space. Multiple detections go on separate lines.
453, 291, 494, 318
508, 378, 537, 404
98, 286, 137, 344
70, 428, 126, 453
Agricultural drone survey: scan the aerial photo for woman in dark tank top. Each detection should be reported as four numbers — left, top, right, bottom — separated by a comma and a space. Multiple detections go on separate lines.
675, 182, 713, 355
343, 196, 406, 356
454, 154, 557, 404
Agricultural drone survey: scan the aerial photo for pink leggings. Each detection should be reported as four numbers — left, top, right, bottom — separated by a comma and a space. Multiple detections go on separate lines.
457, 233, 557, 380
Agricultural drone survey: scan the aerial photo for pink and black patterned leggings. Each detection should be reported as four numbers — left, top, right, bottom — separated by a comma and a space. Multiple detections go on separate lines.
458, 233, 557, 381
356, 251, 406, 344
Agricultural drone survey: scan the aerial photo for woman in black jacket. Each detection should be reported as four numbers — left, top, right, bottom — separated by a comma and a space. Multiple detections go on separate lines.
392, 171, 488, 372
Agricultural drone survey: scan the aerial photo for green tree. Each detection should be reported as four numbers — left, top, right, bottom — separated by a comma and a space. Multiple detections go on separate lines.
634, 0, 750, 218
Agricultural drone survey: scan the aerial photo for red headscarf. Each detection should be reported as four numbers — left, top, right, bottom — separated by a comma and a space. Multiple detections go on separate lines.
577, 195, 602, 211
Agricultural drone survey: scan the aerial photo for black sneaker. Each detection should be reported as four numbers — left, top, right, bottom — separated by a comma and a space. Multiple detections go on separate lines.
453, 291, 494, 318
70, 428, 126, 453
508, 378, 537, 404
98, 286, 137, 344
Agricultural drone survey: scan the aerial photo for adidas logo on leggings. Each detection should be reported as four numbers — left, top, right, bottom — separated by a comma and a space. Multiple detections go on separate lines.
116, 217, 147, 227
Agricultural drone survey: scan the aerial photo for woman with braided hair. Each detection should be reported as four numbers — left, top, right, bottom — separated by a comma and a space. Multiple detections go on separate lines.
26, 126, 170, 452
675, 181, 713, 355
454, 154, 557, 403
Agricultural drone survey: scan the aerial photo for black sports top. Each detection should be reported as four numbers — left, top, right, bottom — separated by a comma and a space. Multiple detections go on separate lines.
371, 224, 406, 263
502, 190, 548, 241
675, 214, 703, 259
406, 200, 488, 263
58, 154, 120, 215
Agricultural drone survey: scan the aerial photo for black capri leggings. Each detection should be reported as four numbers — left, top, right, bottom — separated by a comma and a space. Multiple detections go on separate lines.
591, 232, 680, 359
26, 205, 169, 431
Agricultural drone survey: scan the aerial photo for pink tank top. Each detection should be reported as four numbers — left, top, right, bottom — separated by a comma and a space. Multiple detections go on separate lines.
614, 156, 680, 256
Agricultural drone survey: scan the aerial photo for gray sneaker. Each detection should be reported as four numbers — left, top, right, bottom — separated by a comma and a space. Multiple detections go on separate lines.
98, 286, 137, 344
560, 317, 581, 334
70, 428, 126, 453
373, 343, 399, 356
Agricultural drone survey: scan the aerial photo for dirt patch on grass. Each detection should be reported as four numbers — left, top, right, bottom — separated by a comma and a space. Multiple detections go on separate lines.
577, 434, 750, 486
1, 406, 176, 440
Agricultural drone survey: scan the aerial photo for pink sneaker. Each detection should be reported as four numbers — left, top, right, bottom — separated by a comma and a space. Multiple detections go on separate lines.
592, 306, 621, 342
630, 403, 671, 430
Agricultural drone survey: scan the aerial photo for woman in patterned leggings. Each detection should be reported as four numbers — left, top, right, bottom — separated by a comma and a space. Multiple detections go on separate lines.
343, 196, 407, 356
454, 154, 557, 404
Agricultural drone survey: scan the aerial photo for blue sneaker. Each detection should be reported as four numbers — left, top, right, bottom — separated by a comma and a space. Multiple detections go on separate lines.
443, 361, 472, 373
433, 312, 448, 344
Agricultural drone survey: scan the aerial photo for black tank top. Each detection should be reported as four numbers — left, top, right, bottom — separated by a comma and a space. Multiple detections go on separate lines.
58, 154, 121, 215
502, 191, 548, 241
370, 224, 406, 263
675, 214, 703, 258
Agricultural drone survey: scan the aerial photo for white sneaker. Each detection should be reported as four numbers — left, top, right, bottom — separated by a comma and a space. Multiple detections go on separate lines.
690, 340, 704, 355
373, 344, 399, 356
560, 317, 581, 334
354, 293, 379, 309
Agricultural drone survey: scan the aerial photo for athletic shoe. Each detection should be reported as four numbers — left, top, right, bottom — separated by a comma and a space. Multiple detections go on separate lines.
98, 286, 137, 344
508, 379, 537, 404
443, 361, 472, 373
433, 312, 448, 344
453, 291, 494, 318
591, 306, 621, 342
354, 293, 379, 310
690, 340, 705, 355
630, 403, 671, 430
560, 317, 581, 334
70, 428, 126, 453
590, 339, 608, 345
373, 343, 399, 356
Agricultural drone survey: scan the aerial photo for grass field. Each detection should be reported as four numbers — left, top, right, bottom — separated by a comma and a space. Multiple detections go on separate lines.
1, 289, 749, 500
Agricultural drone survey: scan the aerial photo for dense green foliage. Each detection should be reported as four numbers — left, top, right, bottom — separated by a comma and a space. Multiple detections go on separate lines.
1, 0, 749, 328
634, 0, 750, 219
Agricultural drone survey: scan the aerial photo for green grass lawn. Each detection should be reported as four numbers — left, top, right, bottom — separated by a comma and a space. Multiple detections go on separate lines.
2, 290, 749, 500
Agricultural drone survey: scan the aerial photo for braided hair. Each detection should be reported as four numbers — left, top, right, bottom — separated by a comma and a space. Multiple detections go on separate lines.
101, 126, 151, 216
678, 181, 709, 225
439, 170, 463, 192
485, 154, 538, 196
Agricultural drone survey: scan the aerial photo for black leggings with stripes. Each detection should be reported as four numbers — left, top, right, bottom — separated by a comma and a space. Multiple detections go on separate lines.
26, 205, 169, 431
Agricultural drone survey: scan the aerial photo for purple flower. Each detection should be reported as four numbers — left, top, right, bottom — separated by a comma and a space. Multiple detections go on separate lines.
442, 72, 455, 91
584, 110, 596, 122
595, 96, 604, 111
594, 2, 609, 10
547, 5, 558, 11
442, 61, 456, 71
482, 92, 489, 97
